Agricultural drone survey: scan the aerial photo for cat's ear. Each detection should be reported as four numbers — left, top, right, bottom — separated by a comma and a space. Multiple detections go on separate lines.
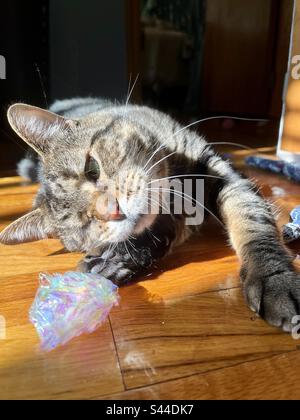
0, 208, 50, 245
7, 104, 72, 157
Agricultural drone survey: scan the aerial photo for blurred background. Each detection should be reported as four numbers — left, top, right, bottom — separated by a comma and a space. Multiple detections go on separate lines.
0, 0, 296, 175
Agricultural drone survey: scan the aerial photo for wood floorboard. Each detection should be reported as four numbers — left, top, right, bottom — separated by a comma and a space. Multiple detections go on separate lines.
0, 154, 300, 399
99, 351, 300, 400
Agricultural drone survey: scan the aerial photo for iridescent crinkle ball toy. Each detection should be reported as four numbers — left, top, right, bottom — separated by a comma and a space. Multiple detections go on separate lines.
29, 272, 119, 351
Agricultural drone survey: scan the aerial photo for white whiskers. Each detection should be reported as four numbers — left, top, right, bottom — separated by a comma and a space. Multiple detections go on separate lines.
208, 142, 253, 151
143, 142, 167, 172
125, 74, 140, 107
148, 173, 224, 185
145, 151, 177, 175
143, 115, 267, 177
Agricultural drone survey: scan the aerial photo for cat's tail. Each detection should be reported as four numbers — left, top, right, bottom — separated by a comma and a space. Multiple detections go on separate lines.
17, 152, 39, 183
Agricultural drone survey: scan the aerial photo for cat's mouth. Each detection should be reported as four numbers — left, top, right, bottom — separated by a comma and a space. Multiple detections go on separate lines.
88, 193, 127, 222
87, 191, 157, 242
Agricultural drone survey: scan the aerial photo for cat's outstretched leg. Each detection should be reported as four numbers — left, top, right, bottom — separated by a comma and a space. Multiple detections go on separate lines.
207, 154, 300, 332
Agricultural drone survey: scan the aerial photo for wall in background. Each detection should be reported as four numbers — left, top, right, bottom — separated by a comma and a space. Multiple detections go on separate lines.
201, 0, 286, 117
0, 0, 49, 172
49, 0, 128, 101
0, 0, 130, 174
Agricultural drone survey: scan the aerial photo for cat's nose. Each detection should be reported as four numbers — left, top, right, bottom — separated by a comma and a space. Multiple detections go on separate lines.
88, 192, 126, 222
108, 199, 126, 221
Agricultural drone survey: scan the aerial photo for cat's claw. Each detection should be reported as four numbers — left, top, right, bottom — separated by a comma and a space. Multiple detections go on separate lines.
243, 270, 300, 333
78, 252, 135, 286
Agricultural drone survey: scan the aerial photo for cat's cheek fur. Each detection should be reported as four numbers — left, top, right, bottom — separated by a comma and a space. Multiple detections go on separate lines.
133, 214, 157, 235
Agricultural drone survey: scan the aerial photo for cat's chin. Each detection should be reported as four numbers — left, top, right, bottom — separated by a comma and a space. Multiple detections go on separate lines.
133, 214, 157, 235
101, 214, 156, 246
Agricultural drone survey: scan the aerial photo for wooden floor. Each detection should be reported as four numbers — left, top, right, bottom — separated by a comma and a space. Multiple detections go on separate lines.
0, 150, 300, 400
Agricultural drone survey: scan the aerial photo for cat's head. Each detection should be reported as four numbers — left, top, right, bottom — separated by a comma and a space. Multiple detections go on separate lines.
0, 104, 167, 252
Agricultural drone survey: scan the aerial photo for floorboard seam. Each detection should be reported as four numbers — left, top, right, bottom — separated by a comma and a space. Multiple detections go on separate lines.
93, 348, 298, 399
108, 315, 127, 392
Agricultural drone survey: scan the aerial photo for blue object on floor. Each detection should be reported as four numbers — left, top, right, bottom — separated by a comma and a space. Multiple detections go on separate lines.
283, 206, 300, 243
245, 156, 300, 183
246, 156, 300, 243
283, 162, 300, 183
291, 206, 300, 226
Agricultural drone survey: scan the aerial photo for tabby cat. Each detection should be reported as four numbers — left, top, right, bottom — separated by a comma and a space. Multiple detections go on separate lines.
1, 97, 300, 332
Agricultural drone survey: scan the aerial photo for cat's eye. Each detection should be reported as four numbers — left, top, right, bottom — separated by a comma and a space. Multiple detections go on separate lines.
85, 155, 100, 182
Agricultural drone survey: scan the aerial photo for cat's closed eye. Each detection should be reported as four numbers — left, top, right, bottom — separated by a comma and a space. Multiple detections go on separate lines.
85, 155, 100, 182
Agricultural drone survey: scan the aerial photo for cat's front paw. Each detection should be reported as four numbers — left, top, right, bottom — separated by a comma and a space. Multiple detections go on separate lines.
243, 270, 300, 332
78, 251, 135, 286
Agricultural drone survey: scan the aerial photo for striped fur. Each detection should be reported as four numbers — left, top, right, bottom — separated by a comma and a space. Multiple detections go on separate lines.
2, 98, 300, 332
